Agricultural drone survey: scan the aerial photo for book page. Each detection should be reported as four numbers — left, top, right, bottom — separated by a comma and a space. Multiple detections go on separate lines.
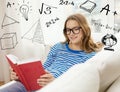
6, 54, 20, 64
18, 58, 41, 64
6, 54, 41, 65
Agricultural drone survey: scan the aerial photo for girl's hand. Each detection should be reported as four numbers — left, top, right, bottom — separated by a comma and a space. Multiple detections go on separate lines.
9, 67, 19, 80
37, 71, 55, 87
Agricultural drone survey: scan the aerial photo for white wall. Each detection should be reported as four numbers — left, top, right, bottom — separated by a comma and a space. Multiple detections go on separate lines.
0, 0, 118, 83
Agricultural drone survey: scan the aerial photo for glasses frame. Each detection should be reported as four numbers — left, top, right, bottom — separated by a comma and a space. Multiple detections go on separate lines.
64, 26, 81, 35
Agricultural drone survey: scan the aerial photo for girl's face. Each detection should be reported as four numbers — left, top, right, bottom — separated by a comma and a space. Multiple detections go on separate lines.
66, 20, 83, 45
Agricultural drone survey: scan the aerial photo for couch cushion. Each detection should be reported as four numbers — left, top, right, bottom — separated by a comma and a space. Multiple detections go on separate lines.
99, 33, 120, 92
84, 32, 120, 92
106, 76, 120, 92
36, 63, 100, 92
98, 50, 120, 92
36, 33, 120, 92
83, 49, 120, 92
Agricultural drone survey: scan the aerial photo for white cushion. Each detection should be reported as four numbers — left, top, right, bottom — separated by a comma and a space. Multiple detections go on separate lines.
86, 33, 120, 92
98, 50, 120, 92
106, 76, 120, 92
36, 63, 100, 92
99, 33, 120, 92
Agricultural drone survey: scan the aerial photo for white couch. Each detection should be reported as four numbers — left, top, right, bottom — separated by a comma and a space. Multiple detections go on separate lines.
35, 47, 120, 92
36, 33, 120, 92
0, 33, 120, 92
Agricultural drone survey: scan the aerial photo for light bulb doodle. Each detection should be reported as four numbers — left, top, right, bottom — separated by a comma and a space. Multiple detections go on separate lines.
19, 4, 29, 21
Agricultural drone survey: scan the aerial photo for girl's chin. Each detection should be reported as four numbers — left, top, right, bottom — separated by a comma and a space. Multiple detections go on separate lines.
71, 41, 78, 44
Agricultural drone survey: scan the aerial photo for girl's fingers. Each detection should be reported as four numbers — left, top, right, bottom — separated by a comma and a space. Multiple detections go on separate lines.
37, 79, 49, 86
9, 67, 19, 80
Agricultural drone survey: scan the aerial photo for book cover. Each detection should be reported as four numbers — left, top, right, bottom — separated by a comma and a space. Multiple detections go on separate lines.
6, 54, 46, 91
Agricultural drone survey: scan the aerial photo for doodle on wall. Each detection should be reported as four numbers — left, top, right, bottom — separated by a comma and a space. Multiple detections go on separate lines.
39, 3, 57, 15
0, 32, 18, 50
6, 0, 32, 21
90, 20, 120, 33
7, 1, 15, 8
19, 0, 32, 21
59, 0, 74, 6
32, 19, 45, 44
102, 34, 117, 51
100, 4, 118, 15
38, 2, 59, 27
79, 0, 96, 13
19, 4, 29, 21
91, 19, 101, 33
2, 0, 119, 46
1, 14, 19, 29
21, 19, 45, 44
46, 17, 59, 27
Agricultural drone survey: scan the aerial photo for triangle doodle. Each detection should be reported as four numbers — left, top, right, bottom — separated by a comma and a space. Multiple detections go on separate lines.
21, 19, 44, 44
1, 14, 19, 28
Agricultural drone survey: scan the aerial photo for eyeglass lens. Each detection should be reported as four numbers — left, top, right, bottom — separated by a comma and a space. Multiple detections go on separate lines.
65, 27, 81, 35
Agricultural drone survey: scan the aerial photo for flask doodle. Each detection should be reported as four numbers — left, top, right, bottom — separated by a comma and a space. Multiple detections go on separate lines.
19, 4, 29, 21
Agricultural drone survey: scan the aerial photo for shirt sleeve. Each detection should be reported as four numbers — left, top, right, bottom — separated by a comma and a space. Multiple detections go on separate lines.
43, 43, 61, 69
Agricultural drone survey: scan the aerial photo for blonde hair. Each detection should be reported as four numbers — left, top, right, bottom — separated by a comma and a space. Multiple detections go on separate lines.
63, 13, 103, 53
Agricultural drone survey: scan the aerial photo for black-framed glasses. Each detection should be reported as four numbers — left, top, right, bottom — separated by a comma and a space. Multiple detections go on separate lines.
64, 27, 81, 35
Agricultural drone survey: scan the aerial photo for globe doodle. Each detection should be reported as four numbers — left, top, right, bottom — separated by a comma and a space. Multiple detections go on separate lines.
101, 34, 117, 51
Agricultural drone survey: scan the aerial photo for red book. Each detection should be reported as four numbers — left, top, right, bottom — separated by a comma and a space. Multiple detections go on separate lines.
6, 54, 46, 91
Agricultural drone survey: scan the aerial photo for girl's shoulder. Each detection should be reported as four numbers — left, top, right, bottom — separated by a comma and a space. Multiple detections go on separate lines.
52, 42, 66, 49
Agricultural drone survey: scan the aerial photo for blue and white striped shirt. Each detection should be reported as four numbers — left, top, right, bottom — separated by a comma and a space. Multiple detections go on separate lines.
43, 42, 96, 78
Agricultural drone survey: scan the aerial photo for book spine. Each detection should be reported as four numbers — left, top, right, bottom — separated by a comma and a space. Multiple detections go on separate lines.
17, 66, 31, 91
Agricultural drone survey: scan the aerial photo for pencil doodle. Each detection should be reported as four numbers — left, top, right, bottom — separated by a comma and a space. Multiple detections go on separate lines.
100, 4, 118, 15
19, 0, 32, 21
0, 32, 18, 50
1, 14, 19, 29
79, 0, 96, 13
91, 19, 101, 33
7, 2, 15, 8
21, 19, 45, 44
19, 4, 29, 21
46, 17, 59, 27
102, 34, 117, 51
59, 0, 74, 6
39, 3, 57, 14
